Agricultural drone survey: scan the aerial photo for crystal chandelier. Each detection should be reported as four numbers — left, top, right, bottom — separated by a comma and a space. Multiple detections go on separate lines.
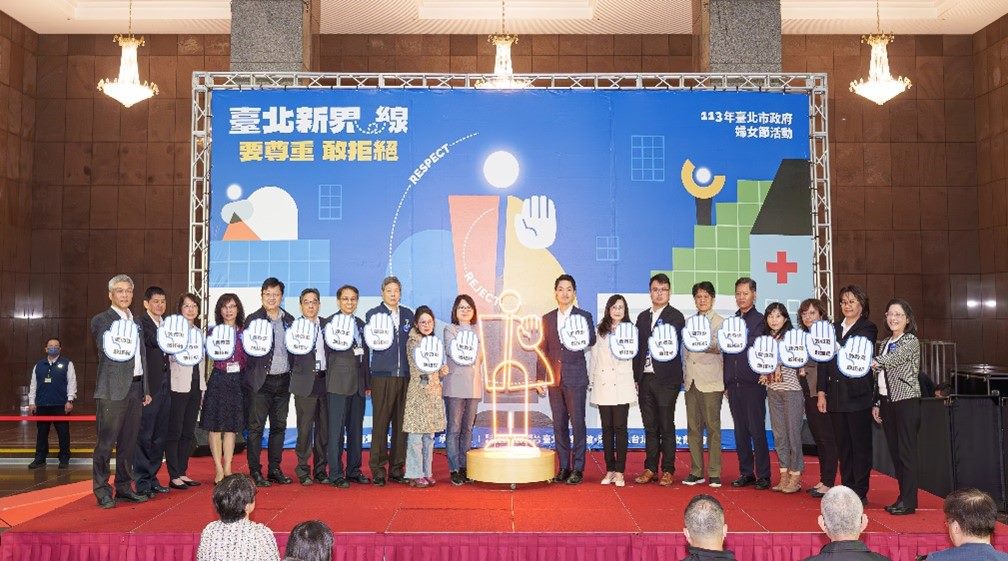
97, 0, 159, 108
849, 1, 911, 105
475, 0, 529, 90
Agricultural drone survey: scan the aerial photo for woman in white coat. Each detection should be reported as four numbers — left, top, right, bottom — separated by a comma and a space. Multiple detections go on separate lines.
589, 294, 638, 487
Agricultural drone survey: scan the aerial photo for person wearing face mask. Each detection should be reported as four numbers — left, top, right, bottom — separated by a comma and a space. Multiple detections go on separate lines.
870, 299, 921, 516
28, 338, 77, 470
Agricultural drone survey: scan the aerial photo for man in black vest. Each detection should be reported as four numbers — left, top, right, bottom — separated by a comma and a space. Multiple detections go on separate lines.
28, 338, 77, 469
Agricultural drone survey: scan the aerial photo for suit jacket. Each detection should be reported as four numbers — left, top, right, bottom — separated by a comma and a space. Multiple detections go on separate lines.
817, 317, 879, 413
873, 332, 921, 403
139, 312, 169, 393
244, 307, 295, 392
325, 314, 369, 397
537, 307, 597, 387
632, 304, 687, 387
289, 316, 328, 398
91, 307, 149, 400
722, 306, 766, 386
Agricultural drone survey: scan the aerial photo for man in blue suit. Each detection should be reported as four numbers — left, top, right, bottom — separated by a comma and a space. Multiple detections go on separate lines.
537, 274, 596, 485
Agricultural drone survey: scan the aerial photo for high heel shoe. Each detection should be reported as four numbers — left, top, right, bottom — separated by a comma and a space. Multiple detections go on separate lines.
169, 480, 189, 490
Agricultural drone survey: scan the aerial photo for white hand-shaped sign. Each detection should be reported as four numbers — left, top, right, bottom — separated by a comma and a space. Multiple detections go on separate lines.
242, 318, 273, 358
364, 313, 394, 351
413, 335, 445, 374
780, 328, 809, 368
837, 335, 873, 378
560, 314, 590, 352
448, 330, 479, 366
747, 335, 779, 375
513, 195, 557, 249
103, 318, 139, 362
717, 316, 748, 355
682, 315, 713, 352
648, 323, 679, 362
206, 324, 236, 361
324, 314, 356, 351
285, 317, 317, 355
175, 328, 205, 367
805, 320, 837, 363
609, 322, 639, 360
157, 314, 189, 355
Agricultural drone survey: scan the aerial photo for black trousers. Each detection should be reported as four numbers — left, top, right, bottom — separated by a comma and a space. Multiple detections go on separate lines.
599, 404, 629, 472
726, 383, 770, 479
327, 392, 366, 478
165, 388, 200, 479
369, 376, 408, 479
639, 374, 679, 473
246, 373, 291, 475
830, 408, 873, 500
93, 378, 143, 500
804, 395, 839, 487
34, 405, 70, 464
880, 397, 920, 508
134, 379, 171, 491
293, 391, 329, 480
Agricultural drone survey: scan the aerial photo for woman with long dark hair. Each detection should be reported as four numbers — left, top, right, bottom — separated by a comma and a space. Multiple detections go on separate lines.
761, 302, 805, 493
589, 294, 637, 487
871, 299, 922, 516
442, 294, 483, 486
817, 285, 878, 504
797, 298, 839, 498
166, 292, 206, 489
200, 293, 247, 484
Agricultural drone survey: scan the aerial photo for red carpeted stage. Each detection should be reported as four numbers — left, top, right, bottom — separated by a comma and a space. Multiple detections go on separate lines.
1, 450, 1004, 561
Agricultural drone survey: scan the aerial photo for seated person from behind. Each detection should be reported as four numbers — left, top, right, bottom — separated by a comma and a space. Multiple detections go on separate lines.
803, 486, 891, 561
196, 474, 280, 561
924, 488, 1008, 561
283, 520, 334, 561
681, 494, 736, 560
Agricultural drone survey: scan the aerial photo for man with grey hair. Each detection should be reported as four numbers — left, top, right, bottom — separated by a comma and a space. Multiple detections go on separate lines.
802, 485, 891, 560
681, 494, 736, 560
91, 274, 152, 508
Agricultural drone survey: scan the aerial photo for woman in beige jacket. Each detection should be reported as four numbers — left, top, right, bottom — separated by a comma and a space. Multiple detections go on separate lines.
166, 292, 207, 489
402, 306, 447, 487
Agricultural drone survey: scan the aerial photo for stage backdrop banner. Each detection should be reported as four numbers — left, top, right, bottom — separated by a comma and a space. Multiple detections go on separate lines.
208, 88, 812, 450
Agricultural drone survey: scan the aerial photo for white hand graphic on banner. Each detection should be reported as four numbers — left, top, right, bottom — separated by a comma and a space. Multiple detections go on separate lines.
157, 314, 189, 355
560, 314, 590, 352
413, 335, 445, 374
780, 328, 809, 368
717, 316, 748, 355
175, 329, 205, 367
747, 335, 779, 375
838, 336, 873, 378
805, 320, 837, 363
513, 195, 557, 249
324, 314, 355, 351
648, 323, 679, 362
285, 317, 317, 355
448, 330, 479, 366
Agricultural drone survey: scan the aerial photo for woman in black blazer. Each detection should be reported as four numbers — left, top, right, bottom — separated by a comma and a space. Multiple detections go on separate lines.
816, 285, 878, 503
871, 299, 922, 516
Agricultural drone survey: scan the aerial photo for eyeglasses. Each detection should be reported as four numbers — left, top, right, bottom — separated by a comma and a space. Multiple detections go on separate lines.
885, 312, 906, 318
650, 287, 669, 293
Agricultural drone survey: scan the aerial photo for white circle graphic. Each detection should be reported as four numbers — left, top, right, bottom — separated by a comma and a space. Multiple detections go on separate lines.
483, 150, 520, 189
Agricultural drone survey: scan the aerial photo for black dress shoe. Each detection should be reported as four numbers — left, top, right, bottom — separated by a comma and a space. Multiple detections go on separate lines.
731, 475, 756, 488
754, 478, 771, 490
331, 477, 350, 489
151, 484, 170, 494
268, 471, 293, 484
566, 470, 584, 485
169, 480, 190, 490
115, 490, 149, 503
27, 460, 45, 470
810, 486, 829, 498
553, 469, 572, 483
251, 472, 272, 487
389, 475, 407, 485
58, 462, 70, 469
315, 475, 331, 484
373, 476, 386, 487
347, 474, 371, 484
97, 496, 116, 509
888, 505, 915, 516
183, 479, 201, 487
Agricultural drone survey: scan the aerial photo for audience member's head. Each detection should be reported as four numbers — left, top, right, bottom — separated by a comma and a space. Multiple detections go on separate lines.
943, 488, 999, 546
213, 474, 256, 523
819, 486, 868, 541
683, 494, 728, 551
285, 520, 334, 561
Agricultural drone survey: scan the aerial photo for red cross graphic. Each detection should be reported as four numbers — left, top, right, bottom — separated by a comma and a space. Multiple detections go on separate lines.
766, 251, 798, 284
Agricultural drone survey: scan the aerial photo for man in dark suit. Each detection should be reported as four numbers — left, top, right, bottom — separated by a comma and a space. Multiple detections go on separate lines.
537, 274, 596, 485
723, 277, 771, 490
91, 274, 152, 509
633, 273, 686, 486
366, 276, 414, 486
325, 285, 370, 488
134, 286, 171, 497
289, 288, 329, 485
244, 277, 296, 487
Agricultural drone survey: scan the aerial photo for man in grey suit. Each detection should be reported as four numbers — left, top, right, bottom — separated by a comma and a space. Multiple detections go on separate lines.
290, 288, 330, 486
325, 285, 370, 488
91, 274, 152, 508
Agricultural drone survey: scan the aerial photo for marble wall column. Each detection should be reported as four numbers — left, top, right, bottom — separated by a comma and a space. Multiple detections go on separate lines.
230, 0, 320, 71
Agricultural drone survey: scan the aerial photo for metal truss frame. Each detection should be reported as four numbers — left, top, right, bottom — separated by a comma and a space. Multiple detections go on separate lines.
190, 72, 832, 317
